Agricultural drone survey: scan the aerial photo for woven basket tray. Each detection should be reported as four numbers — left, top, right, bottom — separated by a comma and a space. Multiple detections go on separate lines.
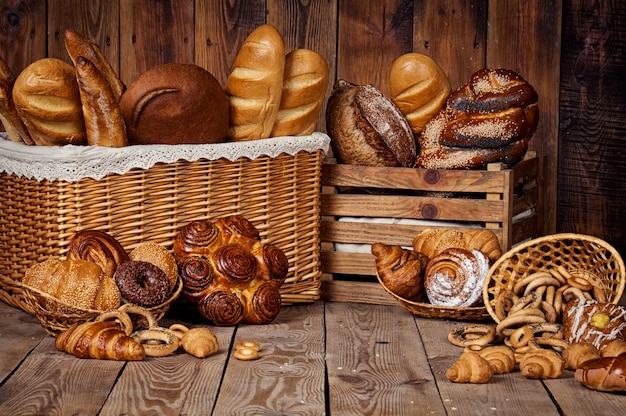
376, 272, 491, 321
0, 134, 329, 319
483, 233, 626, 323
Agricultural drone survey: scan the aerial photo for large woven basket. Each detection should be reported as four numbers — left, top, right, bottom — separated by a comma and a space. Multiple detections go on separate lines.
483, 233, 625, 323
0, 134, 329, 319
376, 272, 491, 321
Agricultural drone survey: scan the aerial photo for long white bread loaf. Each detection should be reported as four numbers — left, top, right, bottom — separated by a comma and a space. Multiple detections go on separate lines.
225, 24, 285, 141
270, 48, 329, 137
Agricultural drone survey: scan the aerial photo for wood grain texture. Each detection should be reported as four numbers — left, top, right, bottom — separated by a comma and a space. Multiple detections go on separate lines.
326, 302, 447, 415
558, 0, 626, 257
413, 0, 488, 90
0, 0, 46, 74
119, 0, 195, 85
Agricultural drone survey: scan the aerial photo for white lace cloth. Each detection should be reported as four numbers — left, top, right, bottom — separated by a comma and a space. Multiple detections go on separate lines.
0, 132, 331, 183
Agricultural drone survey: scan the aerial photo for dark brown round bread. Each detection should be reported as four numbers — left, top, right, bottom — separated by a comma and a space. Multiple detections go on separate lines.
119, 63, 228, 145
326, 79, 416, 167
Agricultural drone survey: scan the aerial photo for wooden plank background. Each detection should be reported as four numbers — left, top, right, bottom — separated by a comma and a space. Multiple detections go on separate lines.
0, 0, 624, 257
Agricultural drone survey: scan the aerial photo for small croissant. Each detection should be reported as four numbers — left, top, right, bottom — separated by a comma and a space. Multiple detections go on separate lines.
461, 229, 502, 261
478, 345, 516, 374
181, 327, 220, 358
372, 243, 429, 301
519, 349, 564, 379
56, 320, 145, 360
562, 342, 601, 371
601, 340, 626, 358
446, 351, 494, 383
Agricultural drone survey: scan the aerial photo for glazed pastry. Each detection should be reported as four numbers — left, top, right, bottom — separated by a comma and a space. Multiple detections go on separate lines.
23, 258, 120, 311
423, 248, 490, 307
562, 342, 601, 371
575, 353, 626, 392
0, 57, 34, 144
519, 349, 564, 379
129, 242, 178, 292
55, 320, 145, 360
173, 215, 288, 325
326, 79, 416, 167
562, 298, 626, 350
113, 260, 171, 308
371, 243, 429, 301
67, 230, 129, 280
446, 351, 494, 383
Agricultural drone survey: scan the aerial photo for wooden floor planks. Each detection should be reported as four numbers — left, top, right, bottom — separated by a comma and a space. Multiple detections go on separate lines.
2, 299, 626, 415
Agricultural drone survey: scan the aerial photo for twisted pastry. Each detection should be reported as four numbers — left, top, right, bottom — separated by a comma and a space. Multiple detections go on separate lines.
372, 242, 429, 301
56, 320, 145, 360
67, 230, 129, 280
423, 248, 490, 307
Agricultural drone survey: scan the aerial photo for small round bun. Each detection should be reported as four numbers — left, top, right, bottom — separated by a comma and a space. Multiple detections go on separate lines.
119, 63, 228, 145
130, 242, 178, 291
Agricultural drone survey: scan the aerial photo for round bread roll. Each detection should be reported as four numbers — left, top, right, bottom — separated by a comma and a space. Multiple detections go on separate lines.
12, 58, 86, 146
390, 52, 451, 135
326, 79, 416, 167
119, 63, 228, 145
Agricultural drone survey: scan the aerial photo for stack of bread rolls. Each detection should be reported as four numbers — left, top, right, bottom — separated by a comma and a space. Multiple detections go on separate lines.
0, 25, 330, 147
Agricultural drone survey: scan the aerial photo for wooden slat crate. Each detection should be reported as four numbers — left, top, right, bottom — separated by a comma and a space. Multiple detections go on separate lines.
319, 153, 547, 303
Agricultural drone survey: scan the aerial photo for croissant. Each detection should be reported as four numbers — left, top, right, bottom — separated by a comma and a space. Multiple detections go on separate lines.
602, 340, 626, 358
173, 215, 288, 326
371, 243, 429, 301
461, 229, 502, 262
477, 345, 516, 374
67, 230, 129, 280
446, 351, 494, 383
56, 320, 145, 360
575, 353, 626, 392
423, 248, 490, 307
411, 229, 465, 259
180, 327, 220, 358
562, 342, 601, 371
519, 349, 564, 379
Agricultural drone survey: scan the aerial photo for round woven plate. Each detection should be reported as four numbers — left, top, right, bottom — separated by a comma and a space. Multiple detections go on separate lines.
20, 274, 183, 336
376, 272, 491, 321
483, 233, 625, 323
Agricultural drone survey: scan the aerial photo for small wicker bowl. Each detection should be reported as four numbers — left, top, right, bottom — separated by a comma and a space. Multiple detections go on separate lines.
20, 274, 183, 336
483, 233, 625, 323
376, 272, 491, 321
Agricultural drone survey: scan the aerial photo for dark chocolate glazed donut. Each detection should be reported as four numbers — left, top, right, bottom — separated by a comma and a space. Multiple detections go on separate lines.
114, 260, 170, 307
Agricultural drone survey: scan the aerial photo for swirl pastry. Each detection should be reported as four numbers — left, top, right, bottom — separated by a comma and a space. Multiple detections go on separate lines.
67, 230, 129, 280
173, 215, 288, 326
372, 242, 429, 301
423, 248, 489, 307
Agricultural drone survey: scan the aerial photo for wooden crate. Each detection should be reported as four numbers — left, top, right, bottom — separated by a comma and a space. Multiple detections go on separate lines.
319, 154, 547, 304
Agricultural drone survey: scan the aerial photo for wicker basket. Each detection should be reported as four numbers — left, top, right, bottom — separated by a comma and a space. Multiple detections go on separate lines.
0, 134, 329, 321
19, 275, 183, 336
376, 272, 491, 321
483, 233, 626, 323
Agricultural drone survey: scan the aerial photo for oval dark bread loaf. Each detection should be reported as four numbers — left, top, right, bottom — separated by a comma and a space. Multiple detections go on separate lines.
326, 79, 416, 167
119, 63, 228, 145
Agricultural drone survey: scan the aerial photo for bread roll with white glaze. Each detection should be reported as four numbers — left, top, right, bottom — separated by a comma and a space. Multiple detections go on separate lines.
270, 48, 328, 137
225, 24, 285, 141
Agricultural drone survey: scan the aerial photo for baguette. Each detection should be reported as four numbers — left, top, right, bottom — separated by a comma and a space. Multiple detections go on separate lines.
270, 48, 328, 137
225, 24, 285, 141
0, 57, 34, 144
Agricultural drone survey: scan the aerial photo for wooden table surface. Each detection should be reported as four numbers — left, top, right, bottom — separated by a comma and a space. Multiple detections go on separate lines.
1, 294, 626, 416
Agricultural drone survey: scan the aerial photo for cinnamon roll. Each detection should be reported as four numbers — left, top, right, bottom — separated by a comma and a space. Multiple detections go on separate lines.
177, 256, 214, 303
423, 248, 490, 307
248, 284, 283, 324
67, 230, 129, 279
198, 290, 245, 326
173, 220, 222, 258
214, 244, 258, 287
256, 243, 290, 283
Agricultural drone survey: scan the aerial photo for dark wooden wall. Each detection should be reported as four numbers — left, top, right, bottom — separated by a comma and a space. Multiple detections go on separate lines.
0, 0, 624, 257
